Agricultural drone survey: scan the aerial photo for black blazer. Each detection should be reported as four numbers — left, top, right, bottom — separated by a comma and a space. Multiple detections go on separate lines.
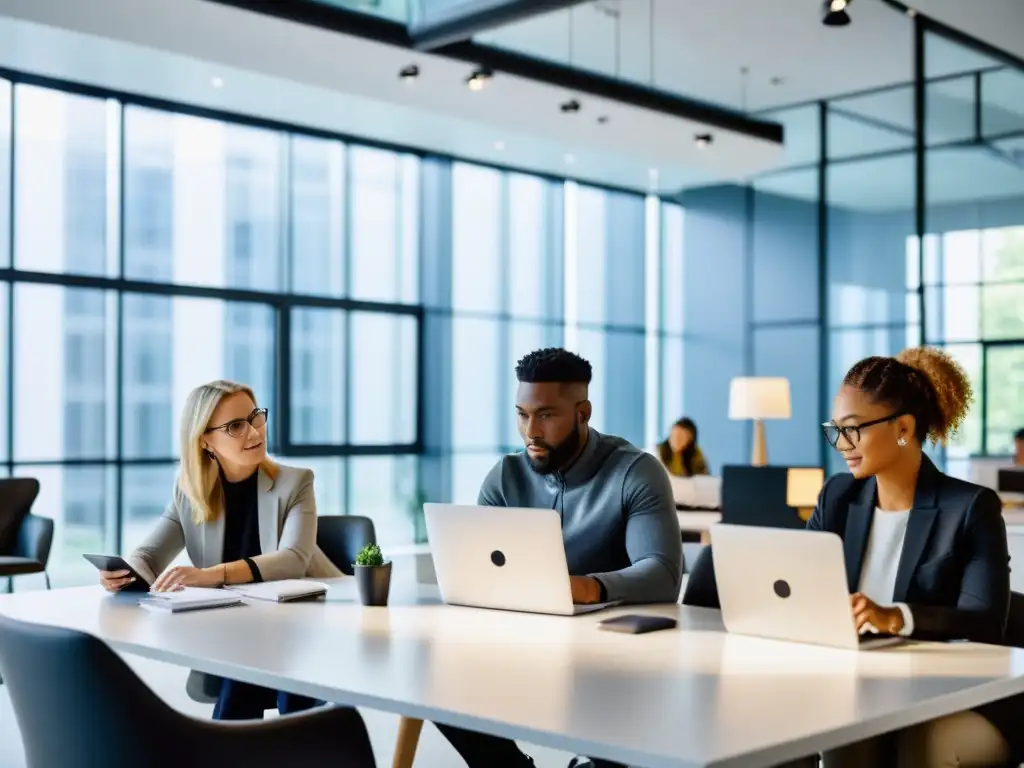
807, 455, 1010, 645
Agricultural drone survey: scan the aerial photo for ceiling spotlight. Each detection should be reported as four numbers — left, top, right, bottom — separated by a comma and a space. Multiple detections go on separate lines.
494, 140, 505, 151
560, 99, 581, 114
822, 0, 852, 26
399, 64, 420, 83
694, 133, 713, 149
465, 68, 492, 91
564, 153, 576, 165
597, 115, 609, 125
210, 77, 224, 89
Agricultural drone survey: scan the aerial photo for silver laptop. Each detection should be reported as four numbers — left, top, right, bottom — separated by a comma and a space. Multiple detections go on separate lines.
710, 524, 902, 650
423, 503, 619, 616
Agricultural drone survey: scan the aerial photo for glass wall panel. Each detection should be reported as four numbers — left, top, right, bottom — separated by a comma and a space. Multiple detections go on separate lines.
13, 285, 117, 462
924, 30, 1024, 459
123, 107, 284, 290
290, 308, 345, 446
121, 295, 276, 459
14, 86, 118, 277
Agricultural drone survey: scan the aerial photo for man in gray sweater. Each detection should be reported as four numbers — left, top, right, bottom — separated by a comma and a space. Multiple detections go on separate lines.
436, 347, 683, 768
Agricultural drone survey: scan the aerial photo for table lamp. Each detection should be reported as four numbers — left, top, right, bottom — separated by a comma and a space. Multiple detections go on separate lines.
787, 467, 825, 522
728, 377, 792, 466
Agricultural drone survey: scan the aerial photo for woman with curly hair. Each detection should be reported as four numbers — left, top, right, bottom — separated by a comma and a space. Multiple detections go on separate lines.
799, 347, 1012, 766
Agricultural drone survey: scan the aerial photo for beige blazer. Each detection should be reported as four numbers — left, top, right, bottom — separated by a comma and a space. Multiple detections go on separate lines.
127, 464, 342, 584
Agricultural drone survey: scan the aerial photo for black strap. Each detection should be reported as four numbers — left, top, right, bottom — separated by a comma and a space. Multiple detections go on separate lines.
243, 557, 263, 583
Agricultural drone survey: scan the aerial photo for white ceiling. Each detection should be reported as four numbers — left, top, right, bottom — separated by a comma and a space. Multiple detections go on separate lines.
0, 0, 784, 196
0, 0, 1020, 202
479, 0, 1024, 112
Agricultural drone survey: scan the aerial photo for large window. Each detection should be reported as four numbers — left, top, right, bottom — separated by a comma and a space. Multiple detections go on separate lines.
1, 81, 422, 585
921, 28, 1024, 471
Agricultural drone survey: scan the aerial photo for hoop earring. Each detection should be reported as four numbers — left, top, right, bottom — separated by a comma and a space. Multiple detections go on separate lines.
897, 437, 907, 447
204, 448, 217, 460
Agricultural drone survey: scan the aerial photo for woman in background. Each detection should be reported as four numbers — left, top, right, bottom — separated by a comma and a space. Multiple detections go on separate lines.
98, 380, 345, 723
657, 417, 709, 477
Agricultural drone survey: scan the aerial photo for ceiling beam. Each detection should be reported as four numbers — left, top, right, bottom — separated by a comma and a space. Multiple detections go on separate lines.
204, 0, 782, 144
408, 0, 588, 51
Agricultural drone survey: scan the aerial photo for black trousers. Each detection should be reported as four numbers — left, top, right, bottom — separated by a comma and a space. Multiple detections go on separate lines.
436, 723, 627, 768
212, 677, 321, 721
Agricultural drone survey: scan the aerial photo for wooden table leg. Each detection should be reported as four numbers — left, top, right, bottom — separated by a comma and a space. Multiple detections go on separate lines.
392, 716, 424, 768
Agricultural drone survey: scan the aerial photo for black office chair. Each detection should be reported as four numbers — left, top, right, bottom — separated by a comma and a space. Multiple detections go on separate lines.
317, 515, 377, 576
0, 479, 54, 591
0, 614, 377, 768
186, 515, 379, 705
1004, 591, 1024, 649
681, 546, 720, 609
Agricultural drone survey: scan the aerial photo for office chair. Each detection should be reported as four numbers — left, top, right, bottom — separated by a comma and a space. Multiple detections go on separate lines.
681, 546, 720, 609
1004, 592, 1024, 649
317, 515, 377, 576
0, 479, 54, 592
0, 614, 376, 768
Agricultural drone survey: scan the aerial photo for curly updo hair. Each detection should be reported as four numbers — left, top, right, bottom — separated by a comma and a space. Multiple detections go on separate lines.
842, 347, 973, 445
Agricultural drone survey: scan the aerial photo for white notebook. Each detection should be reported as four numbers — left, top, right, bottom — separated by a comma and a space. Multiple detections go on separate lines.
226, 580, 328, 603
140, 587, 243, 613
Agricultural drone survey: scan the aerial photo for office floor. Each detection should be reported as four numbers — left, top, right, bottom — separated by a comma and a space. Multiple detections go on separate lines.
0, 653, 574, 767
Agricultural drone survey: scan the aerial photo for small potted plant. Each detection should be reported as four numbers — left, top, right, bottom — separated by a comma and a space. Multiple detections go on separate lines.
354, 543, 392, 607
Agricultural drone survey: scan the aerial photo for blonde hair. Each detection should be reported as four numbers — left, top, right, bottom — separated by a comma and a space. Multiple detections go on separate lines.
177, 379, 276, 524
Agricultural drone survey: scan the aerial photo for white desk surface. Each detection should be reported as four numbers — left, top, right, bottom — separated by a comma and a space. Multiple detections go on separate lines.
3, 582, 1024, 768
677, 511, 722, 532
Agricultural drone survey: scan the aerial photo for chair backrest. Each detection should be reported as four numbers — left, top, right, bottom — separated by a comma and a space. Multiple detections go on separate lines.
15, 514, 54, 566
681, 546, 720, 609
317, 515, 377, 576
0, 614, 189, 767
1004, 591, 1024, 648
721, 465, 806, 529
0, 478, 40, 555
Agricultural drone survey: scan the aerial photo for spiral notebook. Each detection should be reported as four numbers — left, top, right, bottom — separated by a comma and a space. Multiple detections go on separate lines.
139, 587, 244, 613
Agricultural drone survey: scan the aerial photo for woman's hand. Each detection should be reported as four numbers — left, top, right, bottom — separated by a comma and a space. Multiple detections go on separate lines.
851, 592, 905, 635
151, 565, 223, 593
99, 569, 135, 592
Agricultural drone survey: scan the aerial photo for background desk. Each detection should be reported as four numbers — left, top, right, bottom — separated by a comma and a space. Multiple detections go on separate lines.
3, 582, 1024, 768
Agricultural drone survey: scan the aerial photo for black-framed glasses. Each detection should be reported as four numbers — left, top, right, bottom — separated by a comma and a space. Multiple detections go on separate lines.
207, 408, 268, 439
822, 412, 903, 449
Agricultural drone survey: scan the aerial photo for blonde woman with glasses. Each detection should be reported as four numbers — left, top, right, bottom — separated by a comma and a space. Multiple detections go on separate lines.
98, 380, 344, 722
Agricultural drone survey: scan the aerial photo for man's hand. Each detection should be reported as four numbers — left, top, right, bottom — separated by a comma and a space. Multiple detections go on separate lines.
570, 576, 602, 605
851, 592, 905, 635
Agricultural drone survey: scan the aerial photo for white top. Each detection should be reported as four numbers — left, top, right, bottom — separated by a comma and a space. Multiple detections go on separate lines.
858, 507, 914, 635
4, 582, 1024, 768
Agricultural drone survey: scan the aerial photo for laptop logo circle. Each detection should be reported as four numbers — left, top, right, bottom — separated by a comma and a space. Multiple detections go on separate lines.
773, 579, 791, 599
490, 550, 506, 567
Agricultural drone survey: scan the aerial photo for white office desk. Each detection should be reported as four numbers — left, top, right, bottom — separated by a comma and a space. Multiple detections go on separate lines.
3, 583, 1024, 768
677, 511, 722, 535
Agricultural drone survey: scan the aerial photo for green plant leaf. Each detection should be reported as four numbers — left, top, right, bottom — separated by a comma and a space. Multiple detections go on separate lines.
355, 542, 384, 567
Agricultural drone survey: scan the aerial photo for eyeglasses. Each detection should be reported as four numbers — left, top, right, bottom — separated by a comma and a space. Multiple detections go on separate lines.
207, 408, 268, 439
822, 412, 903, 449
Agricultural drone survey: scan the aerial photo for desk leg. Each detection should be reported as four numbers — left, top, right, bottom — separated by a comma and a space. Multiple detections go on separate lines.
392, 716, 424, 768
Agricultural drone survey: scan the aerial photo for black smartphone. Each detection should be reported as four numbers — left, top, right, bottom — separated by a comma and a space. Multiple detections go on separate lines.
82, 554, 150, 592
598, 615, 678, 635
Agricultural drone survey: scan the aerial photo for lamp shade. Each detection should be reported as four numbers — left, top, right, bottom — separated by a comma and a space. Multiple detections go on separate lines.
787, 467, 825, 508
728, 377, 792, 420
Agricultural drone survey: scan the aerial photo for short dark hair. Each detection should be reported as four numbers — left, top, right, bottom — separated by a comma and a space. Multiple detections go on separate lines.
515, 348, 592, 384
842, 347, 972, 445
1015, 428, 1024, 442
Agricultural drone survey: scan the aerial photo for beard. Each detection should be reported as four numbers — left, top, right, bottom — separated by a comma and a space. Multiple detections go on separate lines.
526, 423, 583, 475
